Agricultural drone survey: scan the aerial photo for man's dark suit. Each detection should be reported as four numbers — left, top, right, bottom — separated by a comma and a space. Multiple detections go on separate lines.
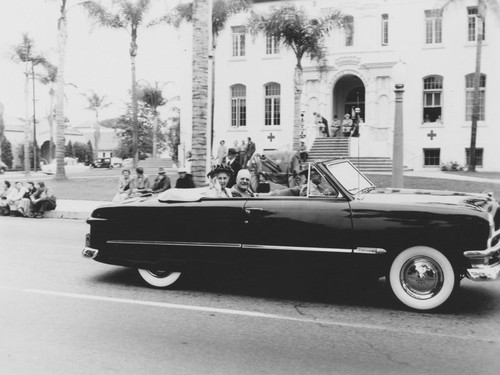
227, 159, 241, 188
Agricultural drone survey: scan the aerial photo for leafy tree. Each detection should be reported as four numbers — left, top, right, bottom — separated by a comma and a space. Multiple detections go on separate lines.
87, 140, 94, 164
17, 141, 41, 170
138, 82, 167, 158
1, 138, 14, 169
82, 90, 111, 160
442, 0, 499, 171
72, 141, 92, 163
83, 0, 155, 168
247, 4, 344, 149
65, 140, 74, 157
113, 102, 166, 159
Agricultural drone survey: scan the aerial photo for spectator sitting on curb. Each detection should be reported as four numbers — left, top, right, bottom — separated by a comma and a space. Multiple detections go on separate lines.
0, 180, 15, 216
131, 167, 151, 196
17, 181, 36, 217
6, 181, 28, 215
30, 181, 57, 218
113, 169, 134, 202
152, 167, 171, 194
175, 167, 195, 188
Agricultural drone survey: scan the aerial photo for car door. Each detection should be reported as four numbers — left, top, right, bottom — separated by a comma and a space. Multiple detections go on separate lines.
241, 182, 354, 267
111, 197, 248, 264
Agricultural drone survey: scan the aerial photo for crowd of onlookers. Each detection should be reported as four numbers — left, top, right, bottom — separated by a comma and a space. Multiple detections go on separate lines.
0, 180, 57, 218
113, 165, 195, 202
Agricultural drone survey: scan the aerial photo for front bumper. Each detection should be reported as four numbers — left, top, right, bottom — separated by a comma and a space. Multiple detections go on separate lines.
464, 229, 500, 281
83, 233, 99, 259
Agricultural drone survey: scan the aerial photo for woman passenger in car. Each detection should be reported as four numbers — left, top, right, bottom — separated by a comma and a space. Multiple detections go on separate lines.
203, 164, 233, 198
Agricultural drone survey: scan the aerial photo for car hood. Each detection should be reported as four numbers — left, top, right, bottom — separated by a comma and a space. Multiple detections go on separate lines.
359, 187, 497, 213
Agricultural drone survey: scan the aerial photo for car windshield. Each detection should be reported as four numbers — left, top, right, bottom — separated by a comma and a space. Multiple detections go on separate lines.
326, 160, 374, 195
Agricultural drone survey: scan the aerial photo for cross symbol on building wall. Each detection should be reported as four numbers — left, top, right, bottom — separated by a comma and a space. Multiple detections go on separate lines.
267, 133, 275, 142
427, 130, 437, 140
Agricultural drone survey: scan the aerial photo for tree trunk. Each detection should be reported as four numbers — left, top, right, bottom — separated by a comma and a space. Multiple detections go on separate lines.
55, 2, 67, 180
130, 26, 139, 168
48, 88, 54, 162
293, 64, 303, 151
152, 109, 158, 158
94, 111, 100, 161
191, 0, 210, 186
210, 38, 216, 154
468, 0, 485, 173
24, 71, 31, 174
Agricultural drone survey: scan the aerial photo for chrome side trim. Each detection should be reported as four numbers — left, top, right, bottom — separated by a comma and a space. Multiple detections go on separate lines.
106, 240, 389, 255
353, 247, 387, 255
107, 240, 241, 248
242, 244, 352, 253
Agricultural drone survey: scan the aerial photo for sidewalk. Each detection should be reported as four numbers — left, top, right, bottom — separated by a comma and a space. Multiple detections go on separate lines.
43, 199, 111, 220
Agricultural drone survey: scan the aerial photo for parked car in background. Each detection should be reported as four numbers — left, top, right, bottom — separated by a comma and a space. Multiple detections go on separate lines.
83, 159, 500, 311
111, 157, 124, 168
90, 158, 112, 169
41, 157, 80, 174
0, 160, 7, 174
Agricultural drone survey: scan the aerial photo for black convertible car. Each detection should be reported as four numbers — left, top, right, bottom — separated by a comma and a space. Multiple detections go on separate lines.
83, 159, 500, 310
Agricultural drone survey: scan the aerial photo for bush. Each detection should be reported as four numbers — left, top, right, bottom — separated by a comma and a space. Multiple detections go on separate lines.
1, 138, 13, 169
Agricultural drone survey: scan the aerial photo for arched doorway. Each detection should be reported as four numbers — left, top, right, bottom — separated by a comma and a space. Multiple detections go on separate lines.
40, 140, 54, 164
332, 75, 365, 123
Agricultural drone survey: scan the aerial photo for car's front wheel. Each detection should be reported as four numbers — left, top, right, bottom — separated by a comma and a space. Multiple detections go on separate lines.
137, 268, 182, 288
389, 246, 455, 310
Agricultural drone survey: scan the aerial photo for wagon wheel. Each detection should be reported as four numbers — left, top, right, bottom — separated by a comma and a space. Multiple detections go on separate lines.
389, 246, 456, 310
137, 268, 182, 288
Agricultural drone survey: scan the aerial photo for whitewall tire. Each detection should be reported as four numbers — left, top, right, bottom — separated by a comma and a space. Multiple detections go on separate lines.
389, 246, 455, 310
137, 268, 182, 288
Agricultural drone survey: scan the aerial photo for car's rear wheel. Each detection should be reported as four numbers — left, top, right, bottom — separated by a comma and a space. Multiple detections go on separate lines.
389, 246, 455, 310
137, 268, 182, 288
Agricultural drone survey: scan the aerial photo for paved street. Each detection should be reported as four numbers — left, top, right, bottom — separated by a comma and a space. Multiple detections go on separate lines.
1, 217, 500, 374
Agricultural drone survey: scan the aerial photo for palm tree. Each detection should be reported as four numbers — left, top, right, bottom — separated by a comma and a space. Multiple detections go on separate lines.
191, 0, 210, 186
54, 0, 69, 180
442, 0, 499, 172
83, 0, 153, 168
165, 0, 251, 152
10, 34, 48, 174
138, 82, 167, 158
39, 62, 58, 163
248, 4, 344, 150
82, 90, 110, 161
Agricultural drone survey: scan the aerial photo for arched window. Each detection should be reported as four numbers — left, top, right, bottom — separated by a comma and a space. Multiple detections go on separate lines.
231, 84, 246, 127
465, 73, 486, 121
423, 75, 443, 123
264, 83, 280, 126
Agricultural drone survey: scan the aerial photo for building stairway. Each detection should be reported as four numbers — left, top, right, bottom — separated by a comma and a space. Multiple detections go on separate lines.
306, 137, 394, 173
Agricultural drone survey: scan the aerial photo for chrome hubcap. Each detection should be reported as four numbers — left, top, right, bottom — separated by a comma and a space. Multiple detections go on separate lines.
400, 256, 444, 300
148, 270, 171, 278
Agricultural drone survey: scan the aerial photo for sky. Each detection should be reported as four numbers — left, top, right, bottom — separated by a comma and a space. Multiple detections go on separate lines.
0, 0, 186, 126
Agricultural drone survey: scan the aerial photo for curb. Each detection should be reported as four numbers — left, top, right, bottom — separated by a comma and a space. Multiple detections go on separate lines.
40, 200, 110, 221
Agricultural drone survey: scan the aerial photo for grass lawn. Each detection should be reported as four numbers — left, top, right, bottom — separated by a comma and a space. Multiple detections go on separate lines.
39, 171, 500, 201
367, 174, 500, 198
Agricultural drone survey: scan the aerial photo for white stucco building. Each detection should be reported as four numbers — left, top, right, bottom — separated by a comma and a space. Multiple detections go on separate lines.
179, 0, 500, 171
